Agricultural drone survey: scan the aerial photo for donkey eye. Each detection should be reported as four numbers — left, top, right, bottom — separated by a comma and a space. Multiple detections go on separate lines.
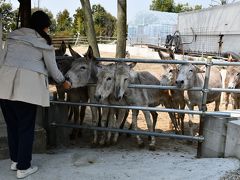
107, 77, 112, 81
124, 78, 128, 81
189, 69, 193, 72
169, 69, 172, 73
80, 67, 86, 70
237, 73, 240, 76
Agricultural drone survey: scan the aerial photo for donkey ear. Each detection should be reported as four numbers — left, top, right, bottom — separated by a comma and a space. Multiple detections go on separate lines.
168, 48, 175, 60
85, 46, 95, 59
196, 66, 205, 73
96, 63, 103, 72
128, 62, 137, 69
68, 44, 82, 58
162, 64, 169, 70
59, 41, 66, 55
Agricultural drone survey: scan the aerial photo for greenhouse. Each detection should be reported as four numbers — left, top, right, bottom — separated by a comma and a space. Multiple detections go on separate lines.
127, 10, 178, 46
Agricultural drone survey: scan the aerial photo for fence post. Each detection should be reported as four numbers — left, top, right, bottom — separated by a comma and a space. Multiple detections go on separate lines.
74, 32, 80, 46
197, 56, 212, 158
0, 13, 2, 50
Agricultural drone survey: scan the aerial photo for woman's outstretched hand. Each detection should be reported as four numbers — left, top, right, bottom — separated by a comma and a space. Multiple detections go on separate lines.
62, 80, 72, 90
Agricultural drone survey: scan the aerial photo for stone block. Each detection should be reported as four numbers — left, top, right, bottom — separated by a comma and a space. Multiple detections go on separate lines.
225, 120, 240, 159
201, 116, 237, 158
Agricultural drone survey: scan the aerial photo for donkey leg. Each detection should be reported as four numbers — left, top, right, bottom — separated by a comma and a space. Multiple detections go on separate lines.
77, 105, 86, 137
224, 92, 230, 110
90, 106, 99, 147
113, 108, 127, 144
68, 106, 74, 122
69, 106, 80, 140
214, 96, 221, 111
151, 111, 158, 132
99, 107, 109, 146
180, 113, 185, 135
120, 110, 129, 129
106, 108, 116, 145
132, 110, 144, 148
143, 110, 156, 151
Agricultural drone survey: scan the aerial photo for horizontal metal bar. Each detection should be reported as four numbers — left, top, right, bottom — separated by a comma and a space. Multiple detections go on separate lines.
128, 84, 202, 91
181, 33, 240, 36
55, 56, 240, 67
50, 101, 231, 117
210, 88, 240, 93
212, 61, 240, 66
87, 83, 240, 93
129, 85, 240, 93
50, 122, 204, 142
97, 58, 209, 65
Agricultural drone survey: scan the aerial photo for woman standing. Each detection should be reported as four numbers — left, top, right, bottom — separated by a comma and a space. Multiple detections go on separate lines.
0, 11, 71, 179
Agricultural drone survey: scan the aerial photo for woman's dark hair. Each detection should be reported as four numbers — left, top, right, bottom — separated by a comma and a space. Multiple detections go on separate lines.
30, 10, 52, 45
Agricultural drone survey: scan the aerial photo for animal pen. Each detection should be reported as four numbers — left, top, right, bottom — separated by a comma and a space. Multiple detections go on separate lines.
48, 55, 240, 158
1, 2, 240, 160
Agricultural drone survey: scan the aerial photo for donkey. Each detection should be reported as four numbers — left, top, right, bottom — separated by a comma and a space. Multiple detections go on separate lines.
65, 46, 104, 146
176, 63, 222, 136
160, 64, 186, 134
95, 63, 177, 147
53, 42, 88, 139
225, 66, 240, 109
94, 63, 129, 145
223, 55, 240, 110
157, 49, 186, 134
113, 62, 175, 150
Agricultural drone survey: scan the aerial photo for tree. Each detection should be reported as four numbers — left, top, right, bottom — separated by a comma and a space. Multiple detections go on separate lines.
103, 12, 116, 37
72, 4, 116, 38
72, 8, 85, 35
56, 9, 72, 34
92, 4, 116, 37
150, 0, 174, 12
80, 0, 100, 57
0, 0, 17, 35
150, 0, 202, 13
18, 0, 31, 27
115, 0, 127, 58
174, 3, 202, 13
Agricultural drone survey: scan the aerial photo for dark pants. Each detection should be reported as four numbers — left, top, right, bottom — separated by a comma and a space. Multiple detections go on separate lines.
0, 99, 37, 170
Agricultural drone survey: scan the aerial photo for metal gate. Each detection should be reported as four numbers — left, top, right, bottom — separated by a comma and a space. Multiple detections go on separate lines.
50, 56, 240, 158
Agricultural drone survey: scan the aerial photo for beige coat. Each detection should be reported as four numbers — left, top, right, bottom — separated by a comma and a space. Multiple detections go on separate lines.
0, 28, 65, 107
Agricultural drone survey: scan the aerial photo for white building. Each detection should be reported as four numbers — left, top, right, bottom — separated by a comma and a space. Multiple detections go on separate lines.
178, 2, 240, 54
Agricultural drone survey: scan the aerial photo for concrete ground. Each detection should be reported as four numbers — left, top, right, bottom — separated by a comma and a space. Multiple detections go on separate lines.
0, 137, 239, 180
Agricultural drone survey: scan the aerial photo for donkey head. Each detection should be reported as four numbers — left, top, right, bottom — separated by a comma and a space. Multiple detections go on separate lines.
227, 66, 240, 89
114, 62, 136, 100
94, 63, 116, 102
65, 46, 96, 88
176, 63, 199, 89
160, 64, 178, 86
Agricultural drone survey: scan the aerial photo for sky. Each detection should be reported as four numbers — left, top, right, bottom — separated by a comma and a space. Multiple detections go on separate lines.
8, 0, 215, 22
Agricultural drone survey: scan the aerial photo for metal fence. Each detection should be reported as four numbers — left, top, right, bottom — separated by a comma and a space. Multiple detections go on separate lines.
51, 55, 240, 158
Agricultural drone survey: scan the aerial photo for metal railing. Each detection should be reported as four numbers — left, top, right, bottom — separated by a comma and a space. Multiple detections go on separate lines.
51, 56, 240, 157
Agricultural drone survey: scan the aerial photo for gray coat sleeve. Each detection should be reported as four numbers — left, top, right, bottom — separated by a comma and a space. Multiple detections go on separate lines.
43, 49, 65, 83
